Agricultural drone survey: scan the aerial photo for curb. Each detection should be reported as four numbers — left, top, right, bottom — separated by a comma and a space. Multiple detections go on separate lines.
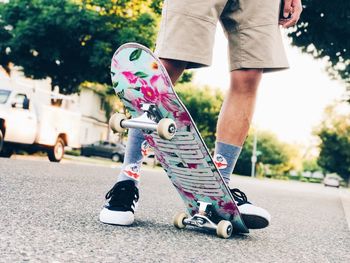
340, 189, 350, 230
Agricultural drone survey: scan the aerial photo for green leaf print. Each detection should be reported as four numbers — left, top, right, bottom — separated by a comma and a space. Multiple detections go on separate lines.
113, 81, 119, 88
123, 97, 132, 104
171, 99, 181, 107
117, 90, 124, 100
125, 105, 135, 112
134, 71, 148, 78
127, 86, 141, 91
129, 49, 142, 61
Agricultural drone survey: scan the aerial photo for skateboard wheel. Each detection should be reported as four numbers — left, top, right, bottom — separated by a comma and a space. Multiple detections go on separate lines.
157, 118, 176, 140
216, 220, 233, 239
109, 113, 127, 133
173, 212, 188, 229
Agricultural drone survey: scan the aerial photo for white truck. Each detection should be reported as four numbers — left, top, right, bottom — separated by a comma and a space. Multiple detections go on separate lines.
0, 85, 81, 162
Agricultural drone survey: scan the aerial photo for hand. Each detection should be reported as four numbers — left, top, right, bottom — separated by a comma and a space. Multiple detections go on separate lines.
279, 0, 303, 28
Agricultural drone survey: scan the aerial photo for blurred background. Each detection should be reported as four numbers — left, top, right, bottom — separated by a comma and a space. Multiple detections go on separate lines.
0, 0, 349, 187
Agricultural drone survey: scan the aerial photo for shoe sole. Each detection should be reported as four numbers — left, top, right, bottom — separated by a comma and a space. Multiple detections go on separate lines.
241, 214, 269, 229
99, 208, 134, 226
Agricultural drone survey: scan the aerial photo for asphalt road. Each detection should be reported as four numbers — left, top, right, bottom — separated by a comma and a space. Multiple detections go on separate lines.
1, 158, 349, 263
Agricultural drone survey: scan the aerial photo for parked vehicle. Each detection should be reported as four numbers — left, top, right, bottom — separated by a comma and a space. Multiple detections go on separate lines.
0, 86, 81, 162
81, 141, 125, 162
323, 174, 340, 188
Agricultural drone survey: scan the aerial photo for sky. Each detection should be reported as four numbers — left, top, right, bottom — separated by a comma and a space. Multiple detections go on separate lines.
193, 26, 346, 145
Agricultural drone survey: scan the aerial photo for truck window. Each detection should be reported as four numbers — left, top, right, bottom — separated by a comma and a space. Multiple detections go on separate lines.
0, 90, 11, 104
12, 93, 28, 109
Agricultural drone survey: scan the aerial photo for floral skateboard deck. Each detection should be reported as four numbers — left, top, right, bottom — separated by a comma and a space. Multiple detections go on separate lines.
110, 43, 249, 236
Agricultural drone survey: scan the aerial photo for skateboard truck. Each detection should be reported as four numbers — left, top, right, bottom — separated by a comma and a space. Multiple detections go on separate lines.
109, 103, 177, 140
173, 201, 234, 239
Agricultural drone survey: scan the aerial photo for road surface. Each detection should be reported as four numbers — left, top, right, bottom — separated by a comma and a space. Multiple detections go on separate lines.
0, 158, 349, 262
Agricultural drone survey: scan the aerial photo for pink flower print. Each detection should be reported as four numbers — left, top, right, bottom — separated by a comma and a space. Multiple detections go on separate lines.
176, 111, 192, 126
156, 153, 165, 164
144, 135, 156, 147
150, 74, 170, 94
159, 92, 180, 113
219, 200, 237, 214
131, 98, 144, 111
161, 74, 171, 87
141, 85, 159, 103
174, 183, 195, 200
112, 58, 119, 70
122, 71, 138, 84
188, 163, 197, 169
150, 75, 163, 89
210, 196, 219, 201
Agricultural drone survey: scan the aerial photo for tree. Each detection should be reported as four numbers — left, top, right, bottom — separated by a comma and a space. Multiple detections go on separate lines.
316, 104, 350, 185
234, 129, 294, 177
288, 0, 350, 89
177, 71, 194, 84
176, 83, 223, 150
0, 0, 159, 94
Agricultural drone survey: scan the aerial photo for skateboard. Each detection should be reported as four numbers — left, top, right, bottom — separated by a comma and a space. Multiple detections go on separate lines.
109, 43, 249, 238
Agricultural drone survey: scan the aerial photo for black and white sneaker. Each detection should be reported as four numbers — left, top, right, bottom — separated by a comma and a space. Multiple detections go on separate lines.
230, 188, 271, 229
99, 180, 139, 226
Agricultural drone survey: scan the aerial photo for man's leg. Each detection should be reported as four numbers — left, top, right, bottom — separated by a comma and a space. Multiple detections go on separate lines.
217, 69, 262, 145
213, 69, 271, 229
214, 69, 262, 184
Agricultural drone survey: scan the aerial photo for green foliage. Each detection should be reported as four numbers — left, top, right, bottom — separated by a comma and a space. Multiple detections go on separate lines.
149, 0, 163, 15
0, 0, 159, 94
302, 158, 321, 172
288, 0, 350, 89
176, 83, 223, 150
316, 105, 350, 184
234, 130, 293, 176
177, 71, 194, 84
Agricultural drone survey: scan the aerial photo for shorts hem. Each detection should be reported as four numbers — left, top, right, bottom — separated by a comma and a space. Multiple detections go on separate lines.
230, 61, 290, 72
154, 50, 211, 69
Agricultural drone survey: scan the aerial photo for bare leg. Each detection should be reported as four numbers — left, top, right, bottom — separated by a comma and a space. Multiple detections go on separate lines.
160, 59, 187, 84
216, 69, 262, 146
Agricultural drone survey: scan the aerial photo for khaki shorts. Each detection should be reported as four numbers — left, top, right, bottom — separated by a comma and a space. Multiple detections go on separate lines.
154, 0, 289, 72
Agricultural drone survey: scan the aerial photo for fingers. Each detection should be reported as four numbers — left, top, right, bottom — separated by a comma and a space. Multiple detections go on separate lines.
280, 0, 303, 28
283, 0, 293, 18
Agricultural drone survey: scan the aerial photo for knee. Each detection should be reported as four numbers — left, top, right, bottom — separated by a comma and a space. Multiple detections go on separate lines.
231, 69, 262, 94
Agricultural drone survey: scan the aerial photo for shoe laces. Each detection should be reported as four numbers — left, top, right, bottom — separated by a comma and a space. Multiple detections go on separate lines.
230, 188, 251, 206
105, 181, 139, 209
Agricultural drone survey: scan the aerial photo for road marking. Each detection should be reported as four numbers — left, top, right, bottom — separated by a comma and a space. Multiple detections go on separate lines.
340, 189, 350, 230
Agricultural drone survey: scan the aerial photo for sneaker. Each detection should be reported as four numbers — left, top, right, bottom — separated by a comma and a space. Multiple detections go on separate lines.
230, 188, 271, 229
99, 180, 139, 226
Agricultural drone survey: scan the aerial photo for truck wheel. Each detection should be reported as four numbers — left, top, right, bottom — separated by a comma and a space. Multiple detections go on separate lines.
0, 148, 13, 158
0, 130, 12, 158
48, 137, 65, 162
